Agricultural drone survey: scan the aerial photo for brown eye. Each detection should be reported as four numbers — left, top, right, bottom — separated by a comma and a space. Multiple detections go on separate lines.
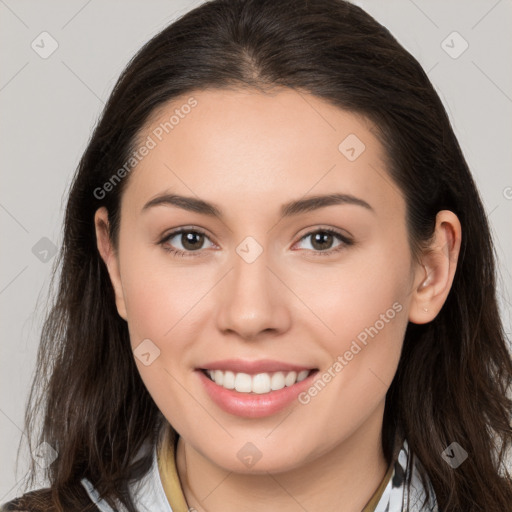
160, 228, 215, 257
295, 228, 353, 256
180, 231, 205, 251
310, 231, 335, 251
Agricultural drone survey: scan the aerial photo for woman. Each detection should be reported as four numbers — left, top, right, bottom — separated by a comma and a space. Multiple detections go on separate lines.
3, 0, 511, 511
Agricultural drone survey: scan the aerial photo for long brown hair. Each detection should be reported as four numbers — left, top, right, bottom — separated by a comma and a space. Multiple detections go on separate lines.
16, 0, 512, 510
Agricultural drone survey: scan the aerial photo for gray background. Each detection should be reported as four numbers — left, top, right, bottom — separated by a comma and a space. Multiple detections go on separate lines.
1, 0, 511, 502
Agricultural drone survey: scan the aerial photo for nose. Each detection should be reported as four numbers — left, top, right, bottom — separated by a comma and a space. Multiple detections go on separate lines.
215, 248, 292, 341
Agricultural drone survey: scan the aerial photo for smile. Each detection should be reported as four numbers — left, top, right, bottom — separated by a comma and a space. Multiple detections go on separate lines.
202, 368, 313, 394
196, 362, 319, 418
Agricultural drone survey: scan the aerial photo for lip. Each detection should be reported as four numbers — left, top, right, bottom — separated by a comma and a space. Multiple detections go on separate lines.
196, 368, 318, 418
198, 358, 315, 375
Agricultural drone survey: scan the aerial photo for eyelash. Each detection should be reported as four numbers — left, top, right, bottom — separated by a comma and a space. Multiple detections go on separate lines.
158, 227, 353, 258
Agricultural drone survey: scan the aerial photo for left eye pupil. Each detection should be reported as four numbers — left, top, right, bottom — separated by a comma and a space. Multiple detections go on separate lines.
182, 232, 204, 250
311, 232, 333, 250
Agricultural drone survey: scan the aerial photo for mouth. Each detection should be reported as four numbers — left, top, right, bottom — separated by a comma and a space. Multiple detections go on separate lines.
196, 366, 319, 418
195, 359, 320, 418
199, 368, 317, 395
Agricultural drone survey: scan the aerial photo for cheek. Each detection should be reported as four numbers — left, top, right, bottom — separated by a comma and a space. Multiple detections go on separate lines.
293, 242, 410, 414
292, 240, 410, 348
118, 249, 209, 430
302, 272, 406, 384
290, 297, 407, 448
120, 244, 212, 348
118, 246, 221, 421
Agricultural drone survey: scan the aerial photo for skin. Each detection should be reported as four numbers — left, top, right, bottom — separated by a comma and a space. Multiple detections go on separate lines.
95, 88, 461, 512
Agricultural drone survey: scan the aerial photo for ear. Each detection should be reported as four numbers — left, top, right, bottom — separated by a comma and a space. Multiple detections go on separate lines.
94, 207, 127, 320
409, 210, 462, 324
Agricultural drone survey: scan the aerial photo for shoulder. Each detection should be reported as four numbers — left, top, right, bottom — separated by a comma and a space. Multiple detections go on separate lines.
1, 488, 55, 512
1, 486, 101, 512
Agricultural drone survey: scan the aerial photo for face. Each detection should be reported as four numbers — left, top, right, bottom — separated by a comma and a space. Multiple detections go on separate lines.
97, 88, 421, 473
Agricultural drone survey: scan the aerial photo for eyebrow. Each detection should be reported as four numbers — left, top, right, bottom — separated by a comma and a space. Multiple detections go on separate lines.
141, 192, 374, 218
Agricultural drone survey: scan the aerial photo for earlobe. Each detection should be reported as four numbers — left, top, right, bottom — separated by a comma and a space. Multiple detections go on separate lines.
94, 207, 128, 320
409, 210, 462, 324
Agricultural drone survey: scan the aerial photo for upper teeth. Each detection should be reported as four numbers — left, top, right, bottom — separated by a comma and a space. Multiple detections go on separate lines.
206, 369, 310, 394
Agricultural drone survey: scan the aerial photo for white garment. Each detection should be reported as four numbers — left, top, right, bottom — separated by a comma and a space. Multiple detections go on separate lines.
81, 447, 172, 512
80, 438, 438, 512
374, 441, 439, 512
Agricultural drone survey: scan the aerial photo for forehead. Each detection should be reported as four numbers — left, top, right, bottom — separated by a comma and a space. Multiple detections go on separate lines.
123, 88, 403, 221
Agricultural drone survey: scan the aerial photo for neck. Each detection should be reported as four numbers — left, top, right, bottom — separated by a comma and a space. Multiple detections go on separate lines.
175, 401, 389, 512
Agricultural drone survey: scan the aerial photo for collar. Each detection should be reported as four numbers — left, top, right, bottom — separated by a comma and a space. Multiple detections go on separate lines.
158, 426, 420, 512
